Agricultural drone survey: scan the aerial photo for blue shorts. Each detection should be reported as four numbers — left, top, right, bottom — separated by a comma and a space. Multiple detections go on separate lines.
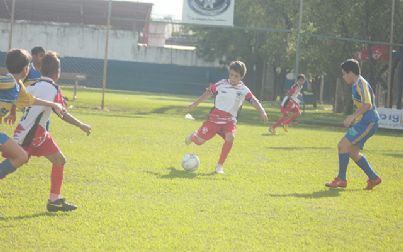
345, 121, 378, 149
0, 132, 9, 145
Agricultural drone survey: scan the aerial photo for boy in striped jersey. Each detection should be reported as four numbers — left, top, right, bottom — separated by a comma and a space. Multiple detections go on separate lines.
325, 59, 381, 190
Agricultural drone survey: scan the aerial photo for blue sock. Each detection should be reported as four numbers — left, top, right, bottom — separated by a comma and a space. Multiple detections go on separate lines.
355, 156, 378, 180
338, 153, 349, 180
0, 159, 16, 178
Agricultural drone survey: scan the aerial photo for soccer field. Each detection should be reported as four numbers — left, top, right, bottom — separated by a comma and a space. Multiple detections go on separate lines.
0, 88, 402, 251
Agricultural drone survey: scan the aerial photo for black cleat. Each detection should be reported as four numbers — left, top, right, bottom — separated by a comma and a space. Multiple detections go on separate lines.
47, 198, 77, 212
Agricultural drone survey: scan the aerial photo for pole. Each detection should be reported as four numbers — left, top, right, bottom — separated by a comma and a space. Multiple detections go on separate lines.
397, 46, 403, 109
101, 0, 112, 110
386, 0, 395, 108
320, 73, 324, 104
8, 0, 16, 50
295, 0, 303, 77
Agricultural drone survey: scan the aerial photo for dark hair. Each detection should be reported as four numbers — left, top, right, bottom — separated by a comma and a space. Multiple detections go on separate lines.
341, 59, 360, 75
5, 49, 31, 74
31, 46, 45, 56
229, 61, 247, 78
297, 74, 305, 80
40, 51, 60, 77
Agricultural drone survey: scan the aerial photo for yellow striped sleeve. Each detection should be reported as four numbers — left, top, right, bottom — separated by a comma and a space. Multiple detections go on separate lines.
15, 82, 36, 108
357, 80, 372, 105
0, 76, 17, 89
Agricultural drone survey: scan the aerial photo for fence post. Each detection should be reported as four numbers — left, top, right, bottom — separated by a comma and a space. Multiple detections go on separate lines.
73, 80, 78, 101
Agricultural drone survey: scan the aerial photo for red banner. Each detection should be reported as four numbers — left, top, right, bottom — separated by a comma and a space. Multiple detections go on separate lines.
356, 45, 389, 62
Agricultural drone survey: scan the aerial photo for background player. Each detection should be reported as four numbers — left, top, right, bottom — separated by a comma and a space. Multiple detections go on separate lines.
269, 74, 305, 134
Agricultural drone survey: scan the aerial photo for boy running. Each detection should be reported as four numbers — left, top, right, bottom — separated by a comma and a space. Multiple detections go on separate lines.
0, 49, 64, 179
185, 61, 268, 174
269, 74, 305, 134
13, 51, 91, 212
325, 59, 381, 190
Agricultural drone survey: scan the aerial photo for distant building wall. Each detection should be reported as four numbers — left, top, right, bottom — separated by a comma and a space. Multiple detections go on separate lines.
0, 20, 219, 67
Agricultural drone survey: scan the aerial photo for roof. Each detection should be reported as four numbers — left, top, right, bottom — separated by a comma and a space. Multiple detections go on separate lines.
0, 0, 153, 31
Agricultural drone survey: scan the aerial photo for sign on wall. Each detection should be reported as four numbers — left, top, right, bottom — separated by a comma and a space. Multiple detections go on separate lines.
378, 108, 403, 130
182, 0, 234, 26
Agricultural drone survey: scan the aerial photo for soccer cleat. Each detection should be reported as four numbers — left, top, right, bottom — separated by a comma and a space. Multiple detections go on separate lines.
282, 124, 288, 132
215, 165, 224, 174
185, 134, 193, 145
365, 177, 382, 190
325, 177, 347, 188
47, 198, 77, 212
268, 127, 277, 135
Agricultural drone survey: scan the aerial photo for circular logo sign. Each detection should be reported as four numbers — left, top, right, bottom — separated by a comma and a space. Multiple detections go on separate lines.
188, 0, 231, 16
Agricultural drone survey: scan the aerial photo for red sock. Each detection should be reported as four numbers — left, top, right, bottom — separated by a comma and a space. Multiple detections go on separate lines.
218, 140, 233, 165
191, 134, 204, 145
50, 164, 64, 196
271, 112, 288, 129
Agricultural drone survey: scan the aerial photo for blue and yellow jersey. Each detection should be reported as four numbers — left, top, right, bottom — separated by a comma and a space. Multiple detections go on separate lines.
352, 76, 380, 123
0, 74, 36, 121
23, 63, 41, 87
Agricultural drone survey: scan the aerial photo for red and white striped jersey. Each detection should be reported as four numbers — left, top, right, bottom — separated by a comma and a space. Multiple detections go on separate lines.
14, 77, 65, 146
207, 79, 257, 124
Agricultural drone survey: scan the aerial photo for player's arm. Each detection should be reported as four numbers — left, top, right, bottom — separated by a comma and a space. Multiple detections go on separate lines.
32, 98, 65, 114
60, 112, 91, 136
16, 83, 65, 114
247, 93, 268, 123
186, 86, 213, 112
344, 102, 371, 127
3, 104, 17, 125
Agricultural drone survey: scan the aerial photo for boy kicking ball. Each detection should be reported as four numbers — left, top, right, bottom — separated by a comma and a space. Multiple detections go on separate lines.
185, 61, 268, 174
325, 59, 381, 190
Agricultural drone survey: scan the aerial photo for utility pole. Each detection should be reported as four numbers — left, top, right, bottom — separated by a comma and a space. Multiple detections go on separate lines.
101, 0, 112, 110
8, 0, 16, 50
295, 0, 304, 77
386, 0, 395, 108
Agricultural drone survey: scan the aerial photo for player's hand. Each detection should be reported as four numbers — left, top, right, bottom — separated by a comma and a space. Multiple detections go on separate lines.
260, 112, 269, 123
79, 123, 92, 136
4, 113, 16, 125
344, 115, 355, 128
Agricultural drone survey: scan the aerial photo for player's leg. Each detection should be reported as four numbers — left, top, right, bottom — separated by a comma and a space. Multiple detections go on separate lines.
45, 151, 77, 212
32, 133, 77, 212
0, 133, 28, 179
349, 124, 381, 190
215, 123, 236, 174
45, 151, 66, 201
282, 103, 301, 126
325, 137, 350, 188
270, 109, 288, 134
185, 121, 217, 145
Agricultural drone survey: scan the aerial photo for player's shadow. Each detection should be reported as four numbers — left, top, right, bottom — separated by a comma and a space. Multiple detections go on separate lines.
269, 188, 359, 198
261, 133, 280, 137
0, 212, 66, 222
146, 167, 216, 179
266, 146, 333, 150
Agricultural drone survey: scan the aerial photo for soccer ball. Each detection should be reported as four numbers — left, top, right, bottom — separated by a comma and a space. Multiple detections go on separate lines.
181, 154, 200, 172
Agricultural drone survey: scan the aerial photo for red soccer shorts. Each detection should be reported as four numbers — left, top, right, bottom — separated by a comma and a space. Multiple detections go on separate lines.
195, 120, 236, 141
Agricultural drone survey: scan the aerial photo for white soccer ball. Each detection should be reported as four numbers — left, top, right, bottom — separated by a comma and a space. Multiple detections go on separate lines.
181, 154, 200, 172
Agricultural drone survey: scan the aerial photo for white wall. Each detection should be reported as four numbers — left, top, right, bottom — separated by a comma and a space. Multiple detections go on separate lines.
0, 20, 219, 67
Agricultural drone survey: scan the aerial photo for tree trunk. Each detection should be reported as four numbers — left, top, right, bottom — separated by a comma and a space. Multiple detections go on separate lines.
334, 78, 344, 113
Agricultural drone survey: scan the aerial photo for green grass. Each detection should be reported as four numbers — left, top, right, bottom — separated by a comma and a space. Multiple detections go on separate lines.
0, 88, 402, 251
